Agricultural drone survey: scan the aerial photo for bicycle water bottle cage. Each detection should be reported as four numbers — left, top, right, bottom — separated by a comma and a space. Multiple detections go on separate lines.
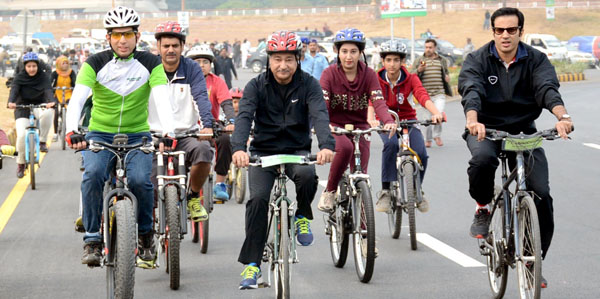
113, 134, 128, 145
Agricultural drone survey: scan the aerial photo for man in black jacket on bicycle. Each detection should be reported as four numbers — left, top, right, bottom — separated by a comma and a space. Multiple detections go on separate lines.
458, 7, 573, 288
231, 30, 334, 290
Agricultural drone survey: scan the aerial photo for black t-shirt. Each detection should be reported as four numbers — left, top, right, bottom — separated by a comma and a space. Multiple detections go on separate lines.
165, 71, 176, 81
273, 80, 290, 101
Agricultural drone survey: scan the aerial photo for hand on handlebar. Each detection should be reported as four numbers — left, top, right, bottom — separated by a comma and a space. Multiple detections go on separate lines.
383, 122, 397, 138
7, 103, 16, 109
158, 136, 177, 152
45, 102, 56, 108
198, 128, 213, 140
431, 113, 444, 124
316, 148, 334, 165
232, 150, 249, 168
66, 131, 87, 150
466, 121, 486, 141
555, 119, 573, 140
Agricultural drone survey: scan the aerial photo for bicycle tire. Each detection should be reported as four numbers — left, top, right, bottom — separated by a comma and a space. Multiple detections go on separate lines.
60, 106, 67, 150
403, 162, 418, 250
329, 180, 349, 268
516, 195, 542, 299
487, 199, 508, 298
28, 134, 36, 190
388, 187, 402, 239
199, 178, 212, 254
276, 200, 290, 299
352, 180, 375, 283
235, 167, 247, 204
191, 221, 199, 243
165, 185, 180, 290
108, 199, 136, 299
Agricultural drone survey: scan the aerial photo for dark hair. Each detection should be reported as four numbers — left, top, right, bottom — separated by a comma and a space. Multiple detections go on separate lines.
380, 52, 406, 60
491, 7, 524, 29
424, 39, 437, 47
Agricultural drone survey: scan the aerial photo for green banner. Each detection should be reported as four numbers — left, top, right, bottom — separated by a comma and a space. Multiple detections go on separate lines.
381, 10, 427, 18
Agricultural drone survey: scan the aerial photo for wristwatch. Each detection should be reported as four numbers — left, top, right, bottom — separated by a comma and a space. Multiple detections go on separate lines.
559, 114, 571, 121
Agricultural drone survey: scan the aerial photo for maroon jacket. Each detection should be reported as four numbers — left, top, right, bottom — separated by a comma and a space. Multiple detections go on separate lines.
376, 66, 430, 120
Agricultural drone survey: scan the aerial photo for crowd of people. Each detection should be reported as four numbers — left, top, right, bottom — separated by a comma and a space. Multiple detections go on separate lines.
2, 5, 573, 294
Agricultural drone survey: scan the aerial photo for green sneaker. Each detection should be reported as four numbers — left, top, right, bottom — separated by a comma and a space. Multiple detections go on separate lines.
188, 195, 208, 222
75, 216, 84, 233
239, 264, 261, 289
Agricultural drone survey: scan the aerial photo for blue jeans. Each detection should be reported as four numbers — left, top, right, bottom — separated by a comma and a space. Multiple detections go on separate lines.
379, 126, 428, 184
81, 131, 154, 243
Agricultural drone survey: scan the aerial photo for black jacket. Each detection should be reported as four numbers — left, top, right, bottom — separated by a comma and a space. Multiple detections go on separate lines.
231, 69, 335, 154
459, 41, 563, 133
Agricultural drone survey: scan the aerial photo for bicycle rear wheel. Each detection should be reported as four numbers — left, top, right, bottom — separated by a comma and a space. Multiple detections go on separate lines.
60, 106, 67, 150
234, 167, 247, 204
199, 177, 212, 254
388, 187, 402, 239
516, 195, 541, 299
487, 199, 508, 298
275, 200, 290, 299
107, 199, 136, 299
402, 162, 418, 250
165, 185, 180, 290
352, 180, 375, 283
329, 180, 349, 268
28, 134, 36, 190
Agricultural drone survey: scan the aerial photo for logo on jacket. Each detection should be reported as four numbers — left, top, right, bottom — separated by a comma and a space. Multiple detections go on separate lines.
488, 76, 498, 85
291, 99, 299, 103
396, 93, 405, 105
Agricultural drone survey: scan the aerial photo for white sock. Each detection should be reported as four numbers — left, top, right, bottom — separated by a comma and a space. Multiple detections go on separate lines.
476, 204, 489, 211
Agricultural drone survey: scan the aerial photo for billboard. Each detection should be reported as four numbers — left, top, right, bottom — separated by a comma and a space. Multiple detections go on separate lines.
381, 0, 427, 18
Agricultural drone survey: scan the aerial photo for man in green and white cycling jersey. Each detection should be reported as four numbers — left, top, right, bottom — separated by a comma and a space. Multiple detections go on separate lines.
66, 6, 176, 268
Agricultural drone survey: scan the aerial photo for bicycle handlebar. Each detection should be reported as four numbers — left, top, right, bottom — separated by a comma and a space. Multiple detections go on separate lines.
484, 128, 571, 141
15, 104, 49, 109
248, 154, 318, 167
52, 87, 73, 90
388, 110, 447, 127
331, 126, 385, 136
88, 138, 154, 154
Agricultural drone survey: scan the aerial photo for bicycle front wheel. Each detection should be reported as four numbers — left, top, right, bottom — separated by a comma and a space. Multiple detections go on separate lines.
107, 199, 136, 299
516, 195, 542, 299
388, 187, 402, 239
352, 180, 375, 283
275, 200, 290, 299
199, 178, 212, 254
402, 162, 418, 250
28, 134, 36, 190
329, 180, 349, 268
165, 185, 180, 290
60, 106, 67, 150
487, 199, 508, 298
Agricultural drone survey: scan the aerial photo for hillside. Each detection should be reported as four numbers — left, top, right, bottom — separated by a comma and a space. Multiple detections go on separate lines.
1, 8, 598, 48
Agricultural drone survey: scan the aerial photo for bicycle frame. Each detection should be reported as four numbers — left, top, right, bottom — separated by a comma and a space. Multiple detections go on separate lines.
24, 108, 40, 164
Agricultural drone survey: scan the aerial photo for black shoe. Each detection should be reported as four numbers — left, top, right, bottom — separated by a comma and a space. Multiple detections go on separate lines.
40, 142, 48, 153
470, 209, 491, 239
16, 164, 25, 178
82, 242, 102, 266
137, 232, 156, 269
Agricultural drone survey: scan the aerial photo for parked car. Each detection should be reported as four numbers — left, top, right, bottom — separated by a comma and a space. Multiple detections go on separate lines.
4, 50, 18, 70
295, 30, 326, 41
246, 48, 267, 73
565, 43, 599, 68
523, 33, 568, 61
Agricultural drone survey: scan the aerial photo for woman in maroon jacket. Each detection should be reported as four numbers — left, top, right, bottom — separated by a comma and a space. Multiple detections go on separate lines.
317, 28, 397, 212
370, 40, 443, 214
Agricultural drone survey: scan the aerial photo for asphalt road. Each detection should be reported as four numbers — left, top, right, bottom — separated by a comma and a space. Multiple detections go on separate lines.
0, 68, 599, 298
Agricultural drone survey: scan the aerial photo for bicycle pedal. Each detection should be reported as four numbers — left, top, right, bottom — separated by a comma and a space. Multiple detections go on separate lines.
258, 282, 270, 288
213, 200, 225, 204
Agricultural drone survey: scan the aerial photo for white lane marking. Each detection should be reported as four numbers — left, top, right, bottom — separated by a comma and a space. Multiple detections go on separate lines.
318, 180, 328, 188
416, 233, 485, 268
583, 143, 600, 150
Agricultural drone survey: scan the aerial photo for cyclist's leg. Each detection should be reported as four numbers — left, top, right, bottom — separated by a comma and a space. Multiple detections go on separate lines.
177, 137, 213, 193
409, 127, 428, 182
15, 118, 28, 165
285, 150, 317, 220
326, 134, 353, 192
124, 132, 155, 235
464, 133, 500, 206
378, 132, 399, 185
355, 134, 371, 173
431, 94, 446, 143
238, 160, 277, 266
214, 134, 233, 199
81, 132, 114, 242
34, 107, 54, 144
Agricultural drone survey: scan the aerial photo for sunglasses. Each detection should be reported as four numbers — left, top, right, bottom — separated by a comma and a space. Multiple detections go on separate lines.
492, 26, 521, 35
110, 31, 137, 40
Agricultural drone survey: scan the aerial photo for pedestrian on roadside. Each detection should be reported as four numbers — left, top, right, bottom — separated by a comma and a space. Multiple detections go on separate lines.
410, 39, 452, 148
0, 48, 7, 77
216, 47, 238, 89
483, 10, 491, 30
241, 38, 251, 69
463, 37, 475, 59
307, 39, 329, 80
233, 39, 242, 68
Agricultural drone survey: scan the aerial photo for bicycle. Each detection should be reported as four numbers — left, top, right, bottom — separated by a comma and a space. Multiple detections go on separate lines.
15, 103, 49, 190
152, 132, 211, 289
478, 128, 564, 299
84, 134, 154, 299
386, 110, 445, 250
325, 125, 382, 283
53, 86, 72, 150
249, 154, 317, 299
0, 145, 16, 170
227, 161, 247, 204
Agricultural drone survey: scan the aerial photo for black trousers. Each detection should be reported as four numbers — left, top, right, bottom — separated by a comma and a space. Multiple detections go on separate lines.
214, 134, 232, 176
238, 150, 318, 266
465, 134, 554, 258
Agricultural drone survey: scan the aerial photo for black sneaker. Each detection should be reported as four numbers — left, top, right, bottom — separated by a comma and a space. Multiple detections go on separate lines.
137, 232, 156, 269
40, 142, 48, 153
82, 242, 102, 266
470, 208, 491, 239
16, 164, 25, 178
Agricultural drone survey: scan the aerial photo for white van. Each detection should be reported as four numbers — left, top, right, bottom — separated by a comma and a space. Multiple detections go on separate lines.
59, 37, 104, 53
523, 34, 568, 60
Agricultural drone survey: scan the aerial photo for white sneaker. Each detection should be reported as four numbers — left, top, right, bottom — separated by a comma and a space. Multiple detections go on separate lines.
361, 239, 379, 258
317, 190, 336, 212
417, 191, 429, 213
375, 189, 392, 213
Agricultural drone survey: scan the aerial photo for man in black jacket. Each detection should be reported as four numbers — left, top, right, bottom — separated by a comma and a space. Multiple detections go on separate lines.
216, 47, 237, 89
459, 7, 573, 288
232, 30, 334, 290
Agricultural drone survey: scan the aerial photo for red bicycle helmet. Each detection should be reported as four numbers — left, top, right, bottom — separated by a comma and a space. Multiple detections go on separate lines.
266, 30, 302, 54
230, 87, 243, 99
154, 21, 186, 42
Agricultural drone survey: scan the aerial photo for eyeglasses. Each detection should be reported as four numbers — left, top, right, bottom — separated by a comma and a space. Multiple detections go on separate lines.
110, 31, 137, 40
492, 26, 521, 35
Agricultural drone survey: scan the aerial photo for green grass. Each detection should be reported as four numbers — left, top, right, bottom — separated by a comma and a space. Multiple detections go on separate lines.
551, 61, 588, 74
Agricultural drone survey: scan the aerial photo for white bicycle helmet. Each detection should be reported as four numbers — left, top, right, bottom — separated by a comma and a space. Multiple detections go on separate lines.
380, 39, 408, 58
104, 6, 141, 29
186, 44, 215, 62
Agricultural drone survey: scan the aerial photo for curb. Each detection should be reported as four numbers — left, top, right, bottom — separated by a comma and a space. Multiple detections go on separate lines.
557, 73, 585, 82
